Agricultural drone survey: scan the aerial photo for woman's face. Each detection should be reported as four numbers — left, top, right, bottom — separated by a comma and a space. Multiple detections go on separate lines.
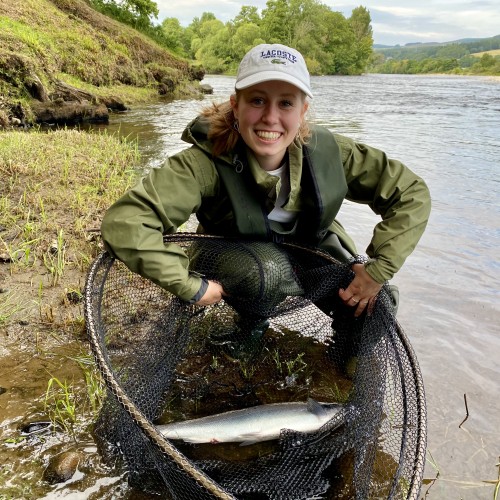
230, 81, 308, 171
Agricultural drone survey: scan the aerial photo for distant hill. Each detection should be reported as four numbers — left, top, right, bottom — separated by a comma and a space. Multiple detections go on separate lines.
374, 35, 500, 55
369, 34, 500, 75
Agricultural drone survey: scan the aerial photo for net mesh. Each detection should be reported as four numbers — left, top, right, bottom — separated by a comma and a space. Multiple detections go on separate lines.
84, 234, 426, 499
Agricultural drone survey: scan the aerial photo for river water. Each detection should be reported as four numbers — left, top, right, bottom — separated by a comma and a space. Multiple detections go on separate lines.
98, 73, 500, 498
2, 74, 496, 499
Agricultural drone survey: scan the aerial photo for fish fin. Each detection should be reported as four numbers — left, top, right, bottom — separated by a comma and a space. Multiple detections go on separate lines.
237, 432, 265, 446
307, 397, 328, 417
239, 440, 259, 447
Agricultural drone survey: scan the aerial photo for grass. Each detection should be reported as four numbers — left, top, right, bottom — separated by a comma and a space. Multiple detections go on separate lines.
0, 292, 26, 324
43, 229, 66, 286
0, 0, 198, 117
0, 128, 138, 265
495, 462, 500, 500
44, 376, 78, 435
43, 352, 105, 437
0, 128, 139, 326
472, 49, 500, 57
270, 348, 308, 379
70, 353, 105, 416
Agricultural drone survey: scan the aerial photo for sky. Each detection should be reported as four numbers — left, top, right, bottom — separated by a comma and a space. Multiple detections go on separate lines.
153, 0, 500, 46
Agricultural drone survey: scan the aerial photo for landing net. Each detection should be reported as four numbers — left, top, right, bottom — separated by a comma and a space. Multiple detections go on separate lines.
84, 234, 426, 499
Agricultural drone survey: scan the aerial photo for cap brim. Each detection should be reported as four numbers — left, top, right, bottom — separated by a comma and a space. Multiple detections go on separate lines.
235, 71, 313, 98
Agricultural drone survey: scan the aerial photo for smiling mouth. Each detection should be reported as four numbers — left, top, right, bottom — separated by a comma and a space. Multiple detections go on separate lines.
256, 130, 282, 140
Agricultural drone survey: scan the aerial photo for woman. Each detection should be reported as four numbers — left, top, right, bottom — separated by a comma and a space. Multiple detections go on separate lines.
101, 43, 431, 324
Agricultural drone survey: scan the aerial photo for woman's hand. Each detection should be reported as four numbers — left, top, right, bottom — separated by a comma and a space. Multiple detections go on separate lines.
194, 280, 227, 306
338, 263, 382, 317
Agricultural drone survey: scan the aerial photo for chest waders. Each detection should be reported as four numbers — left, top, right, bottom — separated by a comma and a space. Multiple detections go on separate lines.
194, 130, 354, 360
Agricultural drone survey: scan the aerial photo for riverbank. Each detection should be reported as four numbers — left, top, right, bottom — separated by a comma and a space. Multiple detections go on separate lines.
0, 129, 138, 344
0, 127, 140, 497
0, 0, 203, 128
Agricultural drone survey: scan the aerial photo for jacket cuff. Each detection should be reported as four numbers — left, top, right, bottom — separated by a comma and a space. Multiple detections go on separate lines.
364, 259, 391, 284
186, 278, 209, 304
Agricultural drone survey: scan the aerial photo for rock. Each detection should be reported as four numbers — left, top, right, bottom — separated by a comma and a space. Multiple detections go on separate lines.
158, 77, 175, 95
26, 74, 50, 102
29, 80, 110, 126
43, 451, 82, 484
51, 80, 96, 104
200, 84, 213, 94
31, 101, 109, 125
65, 290, 82, 304
99, 95, 127, 112
189, 67, 206, 81
0, 253, 12, 263
0, 387, 6, 395
19, 421, 53, 436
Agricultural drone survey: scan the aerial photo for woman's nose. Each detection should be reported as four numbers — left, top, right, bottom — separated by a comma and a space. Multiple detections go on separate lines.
262, 103, 279, 123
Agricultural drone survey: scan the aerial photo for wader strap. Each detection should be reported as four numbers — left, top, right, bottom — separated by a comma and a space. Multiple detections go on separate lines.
215, 153, 325, 243
215, 154, 286, 241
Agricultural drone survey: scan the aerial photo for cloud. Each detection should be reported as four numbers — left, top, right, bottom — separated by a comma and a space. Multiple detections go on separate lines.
330, 1, 500, 44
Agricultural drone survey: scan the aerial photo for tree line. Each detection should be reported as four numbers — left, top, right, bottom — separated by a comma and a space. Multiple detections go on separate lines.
88, 0, 373, 75
369, 35, 500, 75
86, 0, 500, 76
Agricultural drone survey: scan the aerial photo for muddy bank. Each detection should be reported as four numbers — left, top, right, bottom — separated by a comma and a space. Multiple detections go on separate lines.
0, 0, 205, 129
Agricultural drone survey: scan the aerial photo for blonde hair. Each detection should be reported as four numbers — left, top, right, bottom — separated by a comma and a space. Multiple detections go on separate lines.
201, 92, 311, 157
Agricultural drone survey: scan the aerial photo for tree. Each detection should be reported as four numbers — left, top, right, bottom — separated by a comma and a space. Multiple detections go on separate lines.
319, 10, 356, 74
161, 17, 187, 55
189, 12, 218, 38
348, 6, 373, 74
232, 6, 261, 28
121, 0, 159, 21
232, 23, 266, 62
261, 0, 294, 44
191, 18, 233, 73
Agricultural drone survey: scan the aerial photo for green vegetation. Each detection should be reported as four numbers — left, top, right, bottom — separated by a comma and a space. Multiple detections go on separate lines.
369, 35, 500, 75
0, 128, 139, 325
0, 0, 201, 125
92, 0, 374, 76
44, 353, 105, 435
0, 292, 25, 325
44, 376, 78, 434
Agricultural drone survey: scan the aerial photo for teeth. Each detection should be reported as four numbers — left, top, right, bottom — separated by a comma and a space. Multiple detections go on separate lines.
256, 131, 281, 140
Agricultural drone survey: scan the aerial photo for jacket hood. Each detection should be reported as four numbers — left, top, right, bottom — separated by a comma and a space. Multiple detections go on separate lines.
181, 115, 234, 166
181, 115, 209, 147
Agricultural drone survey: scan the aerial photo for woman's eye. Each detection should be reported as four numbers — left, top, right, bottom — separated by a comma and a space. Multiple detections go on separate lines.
281, 100, 294, 108
251, 97, 265, 106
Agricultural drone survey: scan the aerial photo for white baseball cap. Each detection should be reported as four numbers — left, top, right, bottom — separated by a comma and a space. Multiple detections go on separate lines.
235, 44, 313, 98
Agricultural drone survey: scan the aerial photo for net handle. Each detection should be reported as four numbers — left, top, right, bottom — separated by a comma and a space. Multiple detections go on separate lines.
84, 250, 236, 500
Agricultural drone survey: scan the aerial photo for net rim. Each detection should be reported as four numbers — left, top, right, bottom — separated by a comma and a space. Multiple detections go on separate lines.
84, 233, 427, 499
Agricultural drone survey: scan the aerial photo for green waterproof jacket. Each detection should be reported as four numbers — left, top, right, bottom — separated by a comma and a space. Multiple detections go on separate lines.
101, 116, 431, 302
